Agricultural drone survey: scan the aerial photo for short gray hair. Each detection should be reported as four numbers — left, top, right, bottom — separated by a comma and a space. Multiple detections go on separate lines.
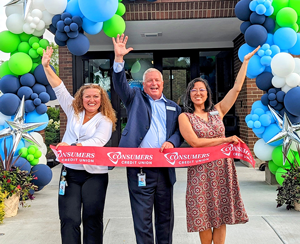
142, 68, 163, 83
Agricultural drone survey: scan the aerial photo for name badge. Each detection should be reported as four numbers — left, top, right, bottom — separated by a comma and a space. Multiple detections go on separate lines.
210, 110, 219, 116
166, 106, 176, 111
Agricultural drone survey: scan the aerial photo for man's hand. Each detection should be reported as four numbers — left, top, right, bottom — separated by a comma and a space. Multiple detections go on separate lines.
160, 141, 174, 152
112, 34, 133, 63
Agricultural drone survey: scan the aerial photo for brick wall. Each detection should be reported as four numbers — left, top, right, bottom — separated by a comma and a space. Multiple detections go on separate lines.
58, 46, 73, 140
233, 34, 264, 156
123, 0, 239, 20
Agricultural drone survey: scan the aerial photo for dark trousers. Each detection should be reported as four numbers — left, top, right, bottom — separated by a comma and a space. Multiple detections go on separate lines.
127, 167, 174, 244
59, 167, 108, 244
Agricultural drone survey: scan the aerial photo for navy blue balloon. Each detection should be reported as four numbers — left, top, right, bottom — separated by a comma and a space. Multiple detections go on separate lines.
54, 36, 66, 46
280, 108, 300, 124
49, 24, 57, 34
0, 93, 20, 116
25, 100, 35, 112
13, 157, 31, 174
273, 103, 283, 111
34, 97, 42, 106
61, 12, 72, 20
261, 93, 269, 105
284, 87, 300, 116
39, 92, 50, 103
268, 93, 276, 100
32, 83, 46, 94
245, 24, 268, 47
64, 17, 72, 25
34, 64, 56, 85
17, 86, 33, 99
263, 17, 275, 33
234, 0, 252, 21
70, 23, 78, 31
72, 16, 83, 28
269, 100, 277, 107
240, 21, 251, 34
268, 88, 277, 94
56, 30, 68, 42
31, 164, 53, 187
31, 93, 38, 99
36, 104, 48, 114
256, 72, 273, 91
46, 85, 57, 100
20, 73, 35, 87
67, 30, 79, 39
52, 14, 61, 28
67, 33, 90, 56
250, 12, 266, 24
276, 91, 285, 102
0, 75, 20, 94
64, 25, 71, 33
56, 20, 65, 32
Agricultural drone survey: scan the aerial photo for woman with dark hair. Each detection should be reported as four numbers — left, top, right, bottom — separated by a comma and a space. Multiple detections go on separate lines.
42, 46, 117, 244
178, 46, 259, 244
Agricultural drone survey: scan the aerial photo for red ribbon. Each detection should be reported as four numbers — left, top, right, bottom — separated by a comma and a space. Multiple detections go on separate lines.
50, 142, 255, 168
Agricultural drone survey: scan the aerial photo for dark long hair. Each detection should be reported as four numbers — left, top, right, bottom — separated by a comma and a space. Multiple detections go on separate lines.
182, 77, 214, 113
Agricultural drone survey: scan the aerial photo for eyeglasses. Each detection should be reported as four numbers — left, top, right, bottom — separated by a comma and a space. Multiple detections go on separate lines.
190, 88, 207, 93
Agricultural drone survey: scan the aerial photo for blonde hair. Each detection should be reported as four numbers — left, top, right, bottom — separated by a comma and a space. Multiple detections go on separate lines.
72, 84, 117, 131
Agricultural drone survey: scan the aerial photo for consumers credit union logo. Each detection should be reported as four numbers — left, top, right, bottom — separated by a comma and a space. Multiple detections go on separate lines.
164, 152, 178, 165
107, 152, 122, 164
221, 144, 233, 156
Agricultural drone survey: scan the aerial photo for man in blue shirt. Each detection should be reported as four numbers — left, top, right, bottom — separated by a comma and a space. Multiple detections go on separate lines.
112, 34, 183, 244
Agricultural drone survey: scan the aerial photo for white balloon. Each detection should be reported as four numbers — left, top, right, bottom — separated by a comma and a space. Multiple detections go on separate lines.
44, 0, 67, 14
33, 28, 45, 36
38, 154, 47, 165
253, 138, 275, 161
281, 84, 293, 93
36, 20, 45, 31
23, 23, 35, 34
294, 58, 300, 75
26, 15, 33, 23
42, 10, 54, 25
33, 0, 46, 11
29, 132, 44, 146
285, 73, 300, 87
271, 53, 295, 78
0, 112, 11, 125
33, 16, 40, 24
40, 143, 47, 155
272, 75, 286, 88
31, 9, 43, 19
30, 22, 37, 29
5, 5, 23, 17
6, 13, 25, 34
291, 131, 300, 151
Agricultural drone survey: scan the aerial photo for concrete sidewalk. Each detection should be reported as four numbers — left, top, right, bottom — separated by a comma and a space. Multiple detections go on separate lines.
1, 162, 299, 244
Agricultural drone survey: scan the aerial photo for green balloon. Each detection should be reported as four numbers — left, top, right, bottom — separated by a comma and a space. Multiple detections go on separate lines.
32, 42, 39, 50
8, 52, 33, 75
268, 160, 279, 174
37, 47, 44, 55
103, 14, 126, 38
30, 158, 39, 166
29, 36, 40, 47
19, 147, 28, 158
32, 57, 41, 63
29, 48, 39, 59
0, 61, 17, 78
34, 150, 42, 159
131, 60, 141, 73
116, 3, 126, 16
0, 30, 21, 53
27, 154, 34, 162
289, 0, 300, 15
18, 42, 31, 54
39, 39, 49, 49
292, 23, 299, 32
19, 32, 32, 42
276, 7, 297, 27
272, 0, 289, 15
272, 146, 293, 167
275, 167, 287, 185
28, 146, 36, 155
31, 63, 39, 73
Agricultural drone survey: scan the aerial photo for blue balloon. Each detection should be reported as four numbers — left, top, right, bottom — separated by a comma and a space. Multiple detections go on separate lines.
262, 123, 283, 146
82, 17, 103, 35
39, 92, 50, 103
31, 164, 53, 187
276, 91, 285, 102
56, 30, 68, 42
1, 137, 25, 156
273, 103, 283, 111
34, 64, 56, 85
260, 55, 272, 66
49, 24, 57, 34
254, 108, 265, 116
66, 0, 84, 17
289, 33, 300, 55
245, 114, 252, 123
0, 75, 20, 94
266, 33, 274, 45
252, 100, 268, 112
254, 120, 262, 128
249, 0, 258, 11
284, 87, 300, 116
250, 12, 266, 24
17, 86, 33, 99
25, 100, 35, 113
78, 0, 119, 22
64, 25, 71, 33
52, 14, 61, 28
34, 98, 41, 106
247, 120, 254, 128
31, 93, 38, 99
280, 108, 300, 124
67, 30, 79, 38
70, 23, 78, 32
20, 73, 35, 87
54, 36, 66, 46
240, 21, 251, 34
254, 130, 263, 138
238, 43, 255, 62
72, 16, 83, 27
234, 0, 252, 21
12, 157, 31, 174
268, 93, 276, 101
269, 100, 277, 107
67, 33, 90, 56
46, 85, 57, 100
64, 17, 72, 25
266, 111, 275, 123
32, 83, 46, 94
245, 24, 268, 47
61, 12, 72, 20
252, 114, 259, 121
274, 28, 297, 50
25, 110, 49, 131
261, 93, 269, 105
56, 20, 65, 32
0, 93, 20, 116
36, 104, 48, 115
263, 17, 275, 33
247, 55, 265, 77
256, 4, 266, 15
256, 72, 273, 91
259, 114, 271, 126
265, 6, 274, 16
253, 126, 265, 134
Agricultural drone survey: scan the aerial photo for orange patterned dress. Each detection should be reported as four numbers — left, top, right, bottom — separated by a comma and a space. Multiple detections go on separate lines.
184, 111, 249, 232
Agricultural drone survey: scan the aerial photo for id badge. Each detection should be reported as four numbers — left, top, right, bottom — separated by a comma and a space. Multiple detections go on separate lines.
138, 173, 146, 187
59, 181, 66, 195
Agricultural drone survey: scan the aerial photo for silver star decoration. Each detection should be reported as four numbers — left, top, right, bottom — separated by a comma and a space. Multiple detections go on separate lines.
267, 106, 300, 165
5, 0, 33, 19
0, 96, 46, 155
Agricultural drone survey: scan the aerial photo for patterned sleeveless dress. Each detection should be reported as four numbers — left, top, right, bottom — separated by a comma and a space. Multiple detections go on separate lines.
184, 111, 249, 232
